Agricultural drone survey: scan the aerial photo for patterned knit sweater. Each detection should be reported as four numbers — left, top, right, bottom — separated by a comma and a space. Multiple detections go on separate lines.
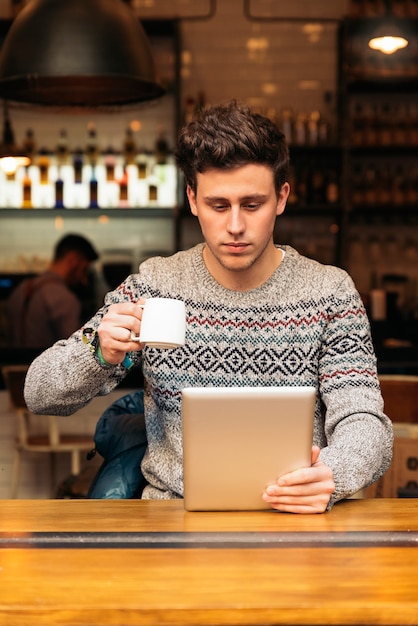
25, 244, 393, 508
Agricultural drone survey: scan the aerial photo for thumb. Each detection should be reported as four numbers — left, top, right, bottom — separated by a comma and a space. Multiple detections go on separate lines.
311, 445, 321, 466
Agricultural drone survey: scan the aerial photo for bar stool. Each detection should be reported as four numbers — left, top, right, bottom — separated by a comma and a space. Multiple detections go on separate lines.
2, 364, 94, 498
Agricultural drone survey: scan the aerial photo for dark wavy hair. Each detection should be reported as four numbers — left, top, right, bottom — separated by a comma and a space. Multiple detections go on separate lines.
175, 100, 289, 194
54, 234, 98, 262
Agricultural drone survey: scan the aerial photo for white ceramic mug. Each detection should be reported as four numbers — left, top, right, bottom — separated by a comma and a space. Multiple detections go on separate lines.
131, 297, 186, 348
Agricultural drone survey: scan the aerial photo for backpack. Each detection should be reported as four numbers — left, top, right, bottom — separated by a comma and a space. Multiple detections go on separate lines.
87, 389, 148, 499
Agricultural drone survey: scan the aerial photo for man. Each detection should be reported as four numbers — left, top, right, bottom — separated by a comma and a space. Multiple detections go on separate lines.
8, 233, 98, 348
25, 102, 393, 513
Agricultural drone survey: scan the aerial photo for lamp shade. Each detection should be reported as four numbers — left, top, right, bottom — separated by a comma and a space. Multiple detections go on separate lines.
0, 0, 165, 108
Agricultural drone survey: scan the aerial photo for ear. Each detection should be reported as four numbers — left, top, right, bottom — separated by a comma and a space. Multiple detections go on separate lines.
186, 185, 198, 217
276, 182, 290, 217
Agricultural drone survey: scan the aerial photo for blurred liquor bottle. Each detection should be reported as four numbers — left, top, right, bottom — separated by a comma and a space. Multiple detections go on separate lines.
56, 129, 69, 168
21, 166, 32, 209
123, 127, 137, 166
23, 128, 36, 161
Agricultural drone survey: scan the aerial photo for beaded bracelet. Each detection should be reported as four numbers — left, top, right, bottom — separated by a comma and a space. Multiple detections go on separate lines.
96, 344, 115, 367
82, 327, 134, 370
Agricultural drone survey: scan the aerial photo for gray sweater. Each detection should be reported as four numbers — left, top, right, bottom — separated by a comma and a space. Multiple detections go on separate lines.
25, 244, 393, 508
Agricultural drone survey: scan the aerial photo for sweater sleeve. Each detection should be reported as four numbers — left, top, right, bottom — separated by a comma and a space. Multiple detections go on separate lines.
24, 276, 142, 416
317, 272, 393, 507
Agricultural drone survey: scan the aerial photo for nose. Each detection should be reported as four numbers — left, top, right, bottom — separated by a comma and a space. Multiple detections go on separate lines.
226, 206, 245, 235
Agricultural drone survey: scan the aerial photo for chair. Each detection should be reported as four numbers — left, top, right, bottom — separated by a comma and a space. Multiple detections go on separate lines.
2, 364, 94, 498
379, 375, 418, 424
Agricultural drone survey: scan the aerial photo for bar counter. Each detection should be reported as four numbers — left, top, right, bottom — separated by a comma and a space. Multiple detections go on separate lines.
0, 498, 417, 626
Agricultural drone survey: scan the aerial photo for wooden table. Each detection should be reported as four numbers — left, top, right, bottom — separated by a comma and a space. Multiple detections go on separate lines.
0, 498, 417, 626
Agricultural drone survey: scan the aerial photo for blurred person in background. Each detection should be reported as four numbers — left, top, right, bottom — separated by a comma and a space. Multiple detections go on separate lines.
7, 233, 99, 348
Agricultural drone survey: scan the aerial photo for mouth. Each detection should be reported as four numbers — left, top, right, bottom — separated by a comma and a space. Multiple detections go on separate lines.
224, 242, 249, 253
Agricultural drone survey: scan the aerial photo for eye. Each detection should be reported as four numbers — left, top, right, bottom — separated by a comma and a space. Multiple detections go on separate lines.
244, 202, 261, 210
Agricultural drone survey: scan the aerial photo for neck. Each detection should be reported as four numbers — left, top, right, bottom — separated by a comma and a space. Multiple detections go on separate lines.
203, 244, 283, 292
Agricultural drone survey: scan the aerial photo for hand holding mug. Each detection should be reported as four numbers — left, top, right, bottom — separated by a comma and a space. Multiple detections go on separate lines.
97, 298, 185, 365
97, 301, 144, 364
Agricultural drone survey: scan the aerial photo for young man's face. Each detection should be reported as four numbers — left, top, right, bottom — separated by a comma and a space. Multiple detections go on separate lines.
187, 163, 289, 290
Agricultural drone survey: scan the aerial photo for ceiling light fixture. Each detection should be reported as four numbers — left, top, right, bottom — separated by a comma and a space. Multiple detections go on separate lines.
368, 33, 408, 55
0, 0, 164, 109
367, 1, 409, 55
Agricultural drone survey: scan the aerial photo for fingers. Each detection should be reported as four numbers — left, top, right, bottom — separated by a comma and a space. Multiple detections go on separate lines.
311, 445, 321, 465
262, 484, 334, 514
265, 496, 332, 515
97, 301, 145, 363
263, 470, 333, 499
101, 303, 143, 339
262, 454, 335, 514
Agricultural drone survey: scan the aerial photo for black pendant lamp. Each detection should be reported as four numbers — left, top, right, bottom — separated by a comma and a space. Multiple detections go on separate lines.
0, 0, 165, 108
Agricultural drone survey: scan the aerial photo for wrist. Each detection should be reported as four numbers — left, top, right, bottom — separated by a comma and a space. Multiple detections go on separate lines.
96, 344, 116, 368
82, 327, 134, 370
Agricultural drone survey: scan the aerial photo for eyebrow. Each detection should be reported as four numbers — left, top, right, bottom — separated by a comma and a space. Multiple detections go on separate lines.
203, 194, 268, 203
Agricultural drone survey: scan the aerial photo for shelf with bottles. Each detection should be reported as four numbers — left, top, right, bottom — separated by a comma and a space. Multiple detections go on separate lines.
337, 6, 418, 276
0, 146, 179, 211
0, 207, 175, 219
348, 93, 418, 148
274, 211, 341, 267
343, 92, 418, 214
348, 157, 418, 212
287, 146, 342, 213
345, 209, 418, 320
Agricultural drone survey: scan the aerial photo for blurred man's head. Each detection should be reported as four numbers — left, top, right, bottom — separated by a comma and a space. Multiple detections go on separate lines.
52, 234, 99, 287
